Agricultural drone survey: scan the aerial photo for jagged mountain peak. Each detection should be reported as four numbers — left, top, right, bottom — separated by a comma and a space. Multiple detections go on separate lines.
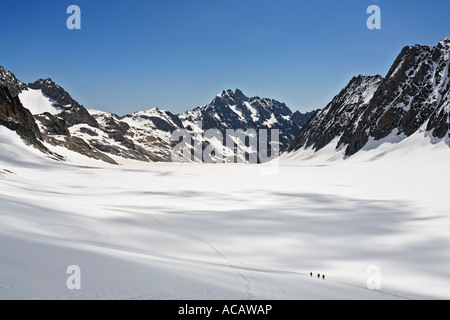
343, 74, 383, 93
213, 88, 250, 107
0, 66, 27, 97
0, 66, 18, 79
284, 36, 450, 158
217, 88, 246, 97
211, 88, 285, 109
217, 89, 233, 97
352, 74, 383, 82
284, 74, 383, 154
207, 89, 288, 121
439, 35, 450, 45
234, 88, 248, 101
29, 78, 67, 94
32, 78, 56, 85
28, 78, 74, 107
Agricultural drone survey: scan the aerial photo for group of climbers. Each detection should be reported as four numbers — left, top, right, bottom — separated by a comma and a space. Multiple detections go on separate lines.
310, 272, 325, 280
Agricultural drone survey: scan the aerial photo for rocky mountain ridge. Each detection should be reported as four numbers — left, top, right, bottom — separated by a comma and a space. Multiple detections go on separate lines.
0, 67, 312, 163
284, 36, 450, 157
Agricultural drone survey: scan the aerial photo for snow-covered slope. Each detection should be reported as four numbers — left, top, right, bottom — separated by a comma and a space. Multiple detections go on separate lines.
18, 89, 60, 115
1, 125, 450, 299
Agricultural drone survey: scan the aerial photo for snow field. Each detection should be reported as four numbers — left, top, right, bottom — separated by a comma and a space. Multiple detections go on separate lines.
0, 126, 449, 299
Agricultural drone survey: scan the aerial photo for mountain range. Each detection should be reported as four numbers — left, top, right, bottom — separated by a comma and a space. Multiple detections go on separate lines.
1, 36, 449, 164
0, 67, 314, 164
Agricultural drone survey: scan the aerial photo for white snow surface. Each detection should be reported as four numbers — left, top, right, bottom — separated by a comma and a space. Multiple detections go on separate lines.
263, 113, 278, 128
1, 126, 450, 300
18, 89, 61, 115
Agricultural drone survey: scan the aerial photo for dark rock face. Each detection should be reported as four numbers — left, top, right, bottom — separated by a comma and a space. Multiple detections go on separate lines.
284, 75, 383, 153
0, 86, 42, 138
79, 127, 99, 137
292, 110, 317, 128
88, 138, 160, 162
344, 38, 450, 155
103, 116, 130, 135
28, 78, 99, 128
65, 136, 117, 164
0, 86, 48, 152
35, 113, 71, 136
285, 36, 450, 156
58, 105, 99, 129
35, 112, 117, 164
0, 66, 27, 97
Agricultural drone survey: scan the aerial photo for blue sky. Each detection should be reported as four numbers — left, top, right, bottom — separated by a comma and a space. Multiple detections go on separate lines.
1, 0, 449, 115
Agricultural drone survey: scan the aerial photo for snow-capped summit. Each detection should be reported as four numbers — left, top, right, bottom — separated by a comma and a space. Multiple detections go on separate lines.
439, 36, 450, 46
284, 36, 450, 158
27, 78, 99, 128
181, 89, 314, 144
28, 78, 75, 107
0, 66, 27, 97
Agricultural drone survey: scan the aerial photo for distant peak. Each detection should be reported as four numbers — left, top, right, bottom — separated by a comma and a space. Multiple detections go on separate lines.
234, 88, 248, 101
0, 66, 27, 96
0, 66, 17, 78
32, 78, 55, 86
216, 89, 249, 102
217, 89, 233, 98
